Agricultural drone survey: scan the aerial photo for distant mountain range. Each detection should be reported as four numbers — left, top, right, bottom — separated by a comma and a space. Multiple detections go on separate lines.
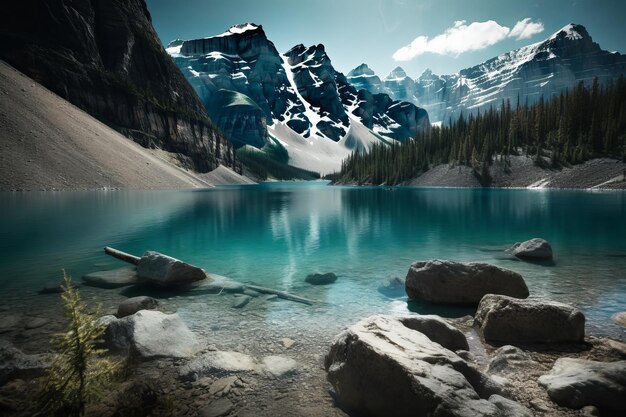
347, 24, 626, 124
167, 24, 430, 174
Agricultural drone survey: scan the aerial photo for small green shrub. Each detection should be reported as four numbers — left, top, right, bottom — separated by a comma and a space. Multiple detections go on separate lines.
36, 271, 118, 417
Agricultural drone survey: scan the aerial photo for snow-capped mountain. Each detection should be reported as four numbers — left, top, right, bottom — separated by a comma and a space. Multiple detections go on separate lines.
349, 24, 626, 124
167, 24, 429, 173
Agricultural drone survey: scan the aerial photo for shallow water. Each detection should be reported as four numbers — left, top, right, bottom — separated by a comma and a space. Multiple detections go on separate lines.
1, 182, 625, 338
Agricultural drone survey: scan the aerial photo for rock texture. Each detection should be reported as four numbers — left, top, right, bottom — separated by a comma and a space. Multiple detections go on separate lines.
0, 0, 238, 173
538, 358, 626, 411
475, 295, 585, 344
397, 314, 469, 351
102, 310, 201, 358
136, 251, 207, 286
324, 315, 522, 417
117, 296, 158, 317
82, 266, 139, 288
405, 260, 529, 304
0, 340, 49, 384
348, 24, 626, 124
506, 238, 553, 261
304, 272, 338, 285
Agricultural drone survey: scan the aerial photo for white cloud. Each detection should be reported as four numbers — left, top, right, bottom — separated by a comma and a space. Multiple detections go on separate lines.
392, 18, 544, 61
509, 18, 545, 40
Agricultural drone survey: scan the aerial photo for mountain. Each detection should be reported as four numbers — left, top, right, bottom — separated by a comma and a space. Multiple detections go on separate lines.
0, 0, 237, 173
168, 24, 429, 174
349, 24, 626, 124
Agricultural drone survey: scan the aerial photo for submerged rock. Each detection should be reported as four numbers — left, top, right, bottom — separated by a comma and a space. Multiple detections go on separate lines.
136, 251, 207, 287
397, 314, 469, 351
324, 314, 517, 417
232, 295, 251, 309
180, 351, 259, 381
405, 260, 529, 305
262, 355, 298, 377
82, 266, 139, 289
538, 358, 626, 411
506, 238, 553, 261
200, 398, 234, 417
103, 310, 201, 359
377, 275, 406, 297
0, 315, 21, 333
612, 311, 626, 328
117, 296, 158, 318
0, 340, 50, 384
305, 272, 338, 285
23, 317, 50, 330
475, 294, 585, 344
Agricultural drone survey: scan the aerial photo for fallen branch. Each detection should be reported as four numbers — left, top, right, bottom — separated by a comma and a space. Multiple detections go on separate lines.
244, 284, 316, 305
104, 247, 140, 265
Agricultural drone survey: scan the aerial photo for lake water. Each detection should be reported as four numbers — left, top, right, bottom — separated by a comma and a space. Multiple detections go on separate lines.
1, 182, 625, 339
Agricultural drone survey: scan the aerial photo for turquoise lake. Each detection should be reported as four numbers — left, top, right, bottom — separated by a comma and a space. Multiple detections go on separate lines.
1, 182, 625, 338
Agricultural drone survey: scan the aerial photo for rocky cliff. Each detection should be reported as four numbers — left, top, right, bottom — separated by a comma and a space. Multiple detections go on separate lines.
0, 0, 237, 172
168, 24, 429, 173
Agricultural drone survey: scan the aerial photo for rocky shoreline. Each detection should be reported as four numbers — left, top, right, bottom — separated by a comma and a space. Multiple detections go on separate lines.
1, 241, 625, 417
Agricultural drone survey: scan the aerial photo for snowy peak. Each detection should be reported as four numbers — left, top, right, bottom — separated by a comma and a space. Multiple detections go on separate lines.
216, 23, 263, 37
549, 23, 589, 41
386, 66, 408, 80
347, 63, 376, 77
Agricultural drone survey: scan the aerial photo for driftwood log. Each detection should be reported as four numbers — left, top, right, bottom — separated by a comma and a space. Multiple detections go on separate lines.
103, 247, 316, 305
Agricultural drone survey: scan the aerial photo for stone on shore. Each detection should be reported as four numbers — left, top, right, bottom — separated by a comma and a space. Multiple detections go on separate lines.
475, 295, 585, 344
405, 260, 529, 304
103, 310, 201, 359
397, 314, 469, 351
506, 238, 553, 261
488, 395, 534, 417
117, 296, 158, 318
487, 345, 537, 374
305, 272, 337, 285
324, 314, 518, 417
538, 358, 626, 411
136, 251, 207, 287
0, 340, 50, 384
612, 311, 626, 327
180, 351, 259, 381
200, 398, 234, 417
82, 266, 139, 289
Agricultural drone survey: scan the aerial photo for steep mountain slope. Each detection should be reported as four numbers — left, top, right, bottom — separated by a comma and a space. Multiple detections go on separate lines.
0, 0, 237, 173
349, 24, 626, 123
0, 61, 251, 191
168, 24, 429, 173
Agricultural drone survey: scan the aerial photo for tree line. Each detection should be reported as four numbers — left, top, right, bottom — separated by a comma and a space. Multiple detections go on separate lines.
335, 76, 626, 185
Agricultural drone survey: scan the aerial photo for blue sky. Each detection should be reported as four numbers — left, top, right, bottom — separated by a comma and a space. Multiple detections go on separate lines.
146, 0, 626, 78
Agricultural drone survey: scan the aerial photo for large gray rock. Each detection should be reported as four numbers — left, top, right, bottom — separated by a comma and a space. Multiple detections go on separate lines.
405, 260, 529, 305
538, 358, 626, 411
103, 310, 201, 359
488, 395, 534, 417
397, 314, 469, 351
136, 251, 207, 287
117, 296, 158, 318
324, 315, 521, 417
82, 266, 139, 289
475, 295, 585, 344
0, 340, 50, 384
506, 238, 553, 261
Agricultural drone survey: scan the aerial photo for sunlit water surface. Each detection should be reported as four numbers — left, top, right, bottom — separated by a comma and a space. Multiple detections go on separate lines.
1, 182, 625, 339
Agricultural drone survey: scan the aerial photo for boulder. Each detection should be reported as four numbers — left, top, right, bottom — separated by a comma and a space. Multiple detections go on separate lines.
180, 351, 259, 381
397, 314, 469, 351
506, 238, 553, 261
612, 311, 626, 328
487, 345, 536, 374
200, 398, 234, 417
475, 295, 585, 344
305, 272, 337, 285
324, 315, 520, 417
117, 296, 158, 318
538, 358, 626, 411
488, 395, 534, 417
103, 310, 201, 359
0, 340, 50, 384
82, 266, 139, 289
405, 260, 529, 305
136, 251, 207, 287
